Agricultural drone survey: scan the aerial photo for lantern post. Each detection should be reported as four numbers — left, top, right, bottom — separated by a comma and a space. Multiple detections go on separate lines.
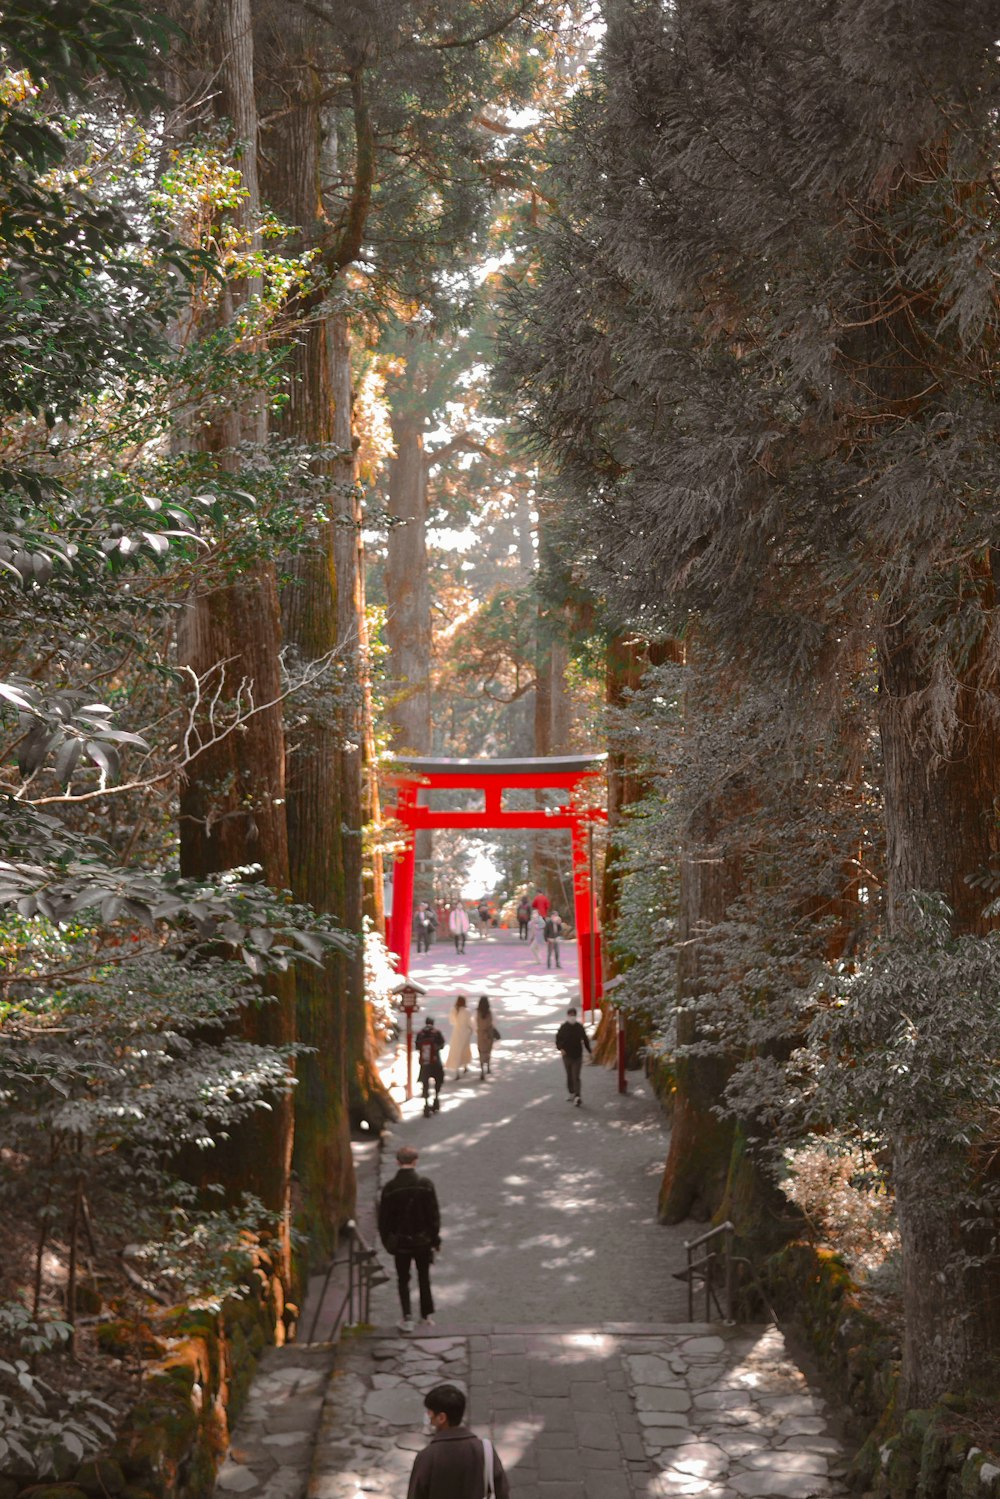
391, 977, 427, 1101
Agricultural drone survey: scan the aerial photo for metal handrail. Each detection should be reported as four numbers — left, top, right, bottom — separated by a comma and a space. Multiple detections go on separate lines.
682, 1220, 736, 1323
679, 1219, 779, 1327
305, 1221, 386, 1344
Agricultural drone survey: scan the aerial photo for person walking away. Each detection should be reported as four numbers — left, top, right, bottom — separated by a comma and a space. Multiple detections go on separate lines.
407, 1383, 510, 1499
476, 897, 491, 936
377, 1145, 441, 1332
448, 901, 469, 954
556, 1005, 591, 1107
415, 902, 436, 954
528, 908, 546, 964
544, 908, 563, 969
445, 994, 473, 1078
415, 1015, 446, 1116
532, 890, 551, 920
516, 896, 532, 941
475, 994, 499, 1080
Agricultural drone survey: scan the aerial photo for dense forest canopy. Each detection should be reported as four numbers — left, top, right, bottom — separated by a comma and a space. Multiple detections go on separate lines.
3, 0, 1000, 1484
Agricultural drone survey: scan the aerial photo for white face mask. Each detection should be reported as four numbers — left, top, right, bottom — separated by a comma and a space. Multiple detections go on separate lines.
423, 1411, 436, 1434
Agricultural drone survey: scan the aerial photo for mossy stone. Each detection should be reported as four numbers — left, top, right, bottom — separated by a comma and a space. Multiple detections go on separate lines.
73, 1458, 125, 1496
95, 1322, 163, 1361
18, 1487, 89, 1499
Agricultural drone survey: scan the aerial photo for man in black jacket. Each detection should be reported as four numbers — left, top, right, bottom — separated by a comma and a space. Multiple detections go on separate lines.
377, 1144, 441, 1332
415, 1016, 446, 1117
555, 1005, 592, 1108
407, 1383, 510, 1499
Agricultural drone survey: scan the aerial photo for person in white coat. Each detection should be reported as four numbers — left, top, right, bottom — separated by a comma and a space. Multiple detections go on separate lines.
448, 901, 469, 954
445, 994, 473, 1078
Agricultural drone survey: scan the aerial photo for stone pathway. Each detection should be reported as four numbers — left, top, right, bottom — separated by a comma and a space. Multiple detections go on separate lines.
215, 941, 854, 1499
305, 1323, 850, 1499
215, 1345, 334, 1499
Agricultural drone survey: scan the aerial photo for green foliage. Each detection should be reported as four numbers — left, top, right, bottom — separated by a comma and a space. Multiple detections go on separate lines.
0, 1302, 117, 1476
806, 895, 1000, 1255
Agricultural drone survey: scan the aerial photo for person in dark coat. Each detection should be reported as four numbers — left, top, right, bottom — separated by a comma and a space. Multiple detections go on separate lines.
407, 1383, 510, 1499
415, 1016, 446, 1117
415, 903, 437, 953
377, 1145, 441, 1331
555, 1005, 592, 1108
544, 909, 563, 968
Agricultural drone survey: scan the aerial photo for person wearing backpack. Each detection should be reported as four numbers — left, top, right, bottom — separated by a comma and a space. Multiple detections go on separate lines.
415, 1015, 446, 1117
407, 1382, 510, 1498
516, 896, 532, 941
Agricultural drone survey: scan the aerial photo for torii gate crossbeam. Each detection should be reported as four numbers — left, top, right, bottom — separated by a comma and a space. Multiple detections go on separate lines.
384, 755, 607, 1013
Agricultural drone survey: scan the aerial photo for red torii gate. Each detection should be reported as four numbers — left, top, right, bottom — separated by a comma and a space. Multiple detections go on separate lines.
384, 754, 607, 1014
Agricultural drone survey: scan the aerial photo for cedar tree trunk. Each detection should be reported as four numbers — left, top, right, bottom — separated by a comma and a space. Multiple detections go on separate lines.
176, 0, 294, 1227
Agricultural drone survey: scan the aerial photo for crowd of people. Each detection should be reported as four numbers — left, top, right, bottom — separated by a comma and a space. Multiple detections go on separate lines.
412, 993, 500, 1117
414, 889, 567, 967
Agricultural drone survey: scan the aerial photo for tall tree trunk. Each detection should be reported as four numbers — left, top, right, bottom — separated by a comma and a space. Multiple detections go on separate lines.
657, 783, 743, 1225
385, 412, 432, 753
176, 0, 294, 1230
330, 314, 394, 1127
384, 409, 433, 898
533, 592, 573, 910
878, 612, 1000, 1404
256, 23, 356, 1245
594, 634, 680, 1067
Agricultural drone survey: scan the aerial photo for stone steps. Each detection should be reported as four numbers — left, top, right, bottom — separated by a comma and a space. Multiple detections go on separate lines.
215, 1321, 853, 1499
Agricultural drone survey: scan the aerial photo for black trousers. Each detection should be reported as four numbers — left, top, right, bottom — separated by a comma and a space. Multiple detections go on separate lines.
563, 1053, 583, 1098
420, 1064, 443, 1102
518, 919, 529, 940
395, 1249, 434, 1318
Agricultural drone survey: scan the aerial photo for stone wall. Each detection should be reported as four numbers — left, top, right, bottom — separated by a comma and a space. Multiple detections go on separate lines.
764, 1242, 1000, 1499
3, 1252, 285, 1499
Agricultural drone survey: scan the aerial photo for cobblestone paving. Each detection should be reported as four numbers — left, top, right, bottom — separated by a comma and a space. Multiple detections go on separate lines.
304, 1324, 850, 1499
215, 1345, 335, 1499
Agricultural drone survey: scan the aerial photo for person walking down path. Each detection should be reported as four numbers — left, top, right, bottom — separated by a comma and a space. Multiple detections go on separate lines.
448, 901, 469, 953
531, 889, 550, 919
556, 1004, 591, 1107
516, 895, 532, 941
415, 902, 437, 954
415, 1015, 446, 1117
407, 1382, 510, 1499
445, 994, 473, 1078
544, 909, 563, 968
474, 994, 498, 1080
377, 1145, 441, 1333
